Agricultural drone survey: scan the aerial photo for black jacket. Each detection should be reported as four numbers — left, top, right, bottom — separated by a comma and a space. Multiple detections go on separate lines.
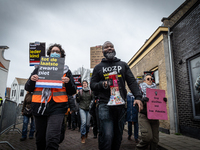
25, 67, 77, 116
90, 57, 142, 103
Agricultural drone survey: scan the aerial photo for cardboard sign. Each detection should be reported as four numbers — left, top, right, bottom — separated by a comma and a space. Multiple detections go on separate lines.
36, 56, 65, 88
29, 42, 45, 66
146, 88, 168, 120
73, 75, 81, 86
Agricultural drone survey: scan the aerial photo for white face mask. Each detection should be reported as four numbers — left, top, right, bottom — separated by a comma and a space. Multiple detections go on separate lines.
50, 52, 61, 58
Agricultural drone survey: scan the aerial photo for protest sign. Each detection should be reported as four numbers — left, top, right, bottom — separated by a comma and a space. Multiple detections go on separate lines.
146, 88, 168, 120
29, 42, 45, 66
73, 75, 82, 89
36, 56, 65, 88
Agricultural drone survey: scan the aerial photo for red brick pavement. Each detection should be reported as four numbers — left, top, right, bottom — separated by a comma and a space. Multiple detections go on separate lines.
0, 124, 137, 150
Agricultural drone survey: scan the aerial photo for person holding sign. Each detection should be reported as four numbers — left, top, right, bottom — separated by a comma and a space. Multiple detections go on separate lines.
25, 44, 76, 150
90, 41, 143, 150
136, 73, 167, 150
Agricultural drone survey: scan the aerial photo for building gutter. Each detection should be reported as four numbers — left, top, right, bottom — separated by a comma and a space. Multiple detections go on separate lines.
168, 27, 179, 133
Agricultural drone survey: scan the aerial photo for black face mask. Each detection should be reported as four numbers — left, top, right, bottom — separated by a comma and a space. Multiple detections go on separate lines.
103, 50, 116, 60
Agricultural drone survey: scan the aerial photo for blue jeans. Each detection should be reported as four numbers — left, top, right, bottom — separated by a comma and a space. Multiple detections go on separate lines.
79, 108, 91, 137
98, 103, 126, 150
128, 121, 138, 139
22, 115, 35, 138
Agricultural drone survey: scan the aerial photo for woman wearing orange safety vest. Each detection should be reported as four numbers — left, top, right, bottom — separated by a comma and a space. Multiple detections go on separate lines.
25, 44, 76, 150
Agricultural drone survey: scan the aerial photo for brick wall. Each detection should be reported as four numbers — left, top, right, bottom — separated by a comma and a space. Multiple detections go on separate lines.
162, 0, 198, 28
130, 36, 170, 130
171, 2, 200, 138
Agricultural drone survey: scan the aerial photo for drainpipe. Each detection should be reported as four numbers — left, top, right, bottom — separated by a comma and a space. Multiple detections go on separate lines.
168, 27, 179, 133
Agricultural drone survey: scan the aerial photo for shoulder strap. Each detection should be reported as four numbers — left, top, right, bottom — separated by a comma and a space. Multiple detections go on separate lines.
89, 90, 91, 96
80, 89, 91, 96
80, 89, 83, 96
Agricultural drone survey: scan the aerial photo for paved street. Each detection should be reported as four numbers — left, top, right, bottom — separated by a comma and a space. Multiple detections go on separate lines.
0, 124, 137, 150
2, 123, 199, 150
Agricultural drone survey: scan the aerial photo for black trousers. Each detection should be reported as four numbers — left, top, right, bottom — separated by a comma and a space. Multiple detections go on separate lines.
92, 110, 98, 136
34, 114, 64, 150
67, 113, 71, 128
71, 112, 77, 129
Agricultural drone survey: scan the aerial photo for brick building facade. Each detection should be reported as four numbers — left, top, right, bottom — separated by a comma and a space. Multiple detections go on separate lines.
162, 0, 200, 139
128, 27, 174, 133
128, 0, 200, 139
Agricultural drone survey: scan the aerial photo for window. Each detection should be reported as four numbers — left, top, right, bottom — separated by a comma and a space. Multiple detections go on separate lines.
12, 90, 16, 97
152, 69, 159, 89
154, 70, 159, 85
20, 89, 24, 97
188, 54, 200, 119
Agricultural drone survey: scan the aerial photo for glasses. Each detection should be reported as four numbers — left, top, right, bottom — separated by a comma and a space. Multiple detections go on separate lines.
147, 78, 152, 81
51, 50, 61, 53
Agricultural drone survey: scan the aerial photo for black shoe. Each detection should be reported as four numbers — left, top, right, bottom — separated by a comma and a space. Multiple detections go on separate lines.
20, 137, 26, 141
135, 139, 139, 144
71, 128, 75, 131
29, 136, 34, 139
93, 135, 97, 139
128, 135, 131, 140
68, 127, 71, 130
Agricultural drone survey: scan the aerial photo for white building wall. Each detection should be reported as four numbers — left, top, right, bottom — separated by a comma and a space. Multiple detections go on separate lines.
0, 68, 8, 101
10, 78, 27, 105
18, 85, 27, 104
10, 78, 18, 103
0, 47, 10, 102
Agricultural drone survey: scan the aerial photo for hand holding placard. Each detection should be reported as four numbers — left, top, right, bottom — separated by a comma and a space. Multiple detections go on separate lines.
62, 77, 70, 83
146, 88, 168, 120
31, 75, 39, 81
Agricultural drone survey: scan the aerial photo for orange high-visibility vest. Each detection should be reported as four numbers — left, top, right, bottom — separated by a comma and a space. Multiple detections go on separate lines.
32, 75, 68, 103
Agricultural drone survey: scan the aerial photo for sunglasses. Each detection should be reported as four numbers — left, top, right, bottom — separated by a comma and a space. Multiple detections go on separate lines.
147, 78, 152, 81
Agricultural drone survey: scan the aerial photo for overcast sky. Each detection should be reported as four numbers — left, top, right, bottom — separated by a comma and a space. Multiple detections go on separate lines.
0, 0, 185, 87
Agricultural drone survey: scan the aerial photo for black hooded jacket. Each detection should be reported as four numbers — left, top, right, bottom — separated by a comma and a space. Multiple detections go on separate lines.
90, 57, 142, 103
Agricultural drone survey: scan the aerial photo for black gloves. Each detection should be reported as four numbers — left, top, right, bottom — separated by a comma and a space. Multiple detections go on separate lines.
142, 97, 149, 102
134, 103, 139, 112
142, 97, 167, 102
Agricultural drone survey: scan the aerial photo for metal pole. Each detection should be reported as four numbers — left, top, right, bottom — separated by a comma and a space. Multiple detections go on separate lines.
168, 27, 179, 133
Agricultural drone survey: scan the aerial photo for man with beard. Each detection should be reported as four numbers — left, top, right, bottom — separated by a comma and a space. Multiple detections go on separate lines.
90, 41, 143, 150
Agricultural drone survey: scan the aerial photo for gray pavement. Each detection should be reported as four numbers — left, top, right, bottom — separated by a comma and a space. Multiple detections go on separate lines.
1, 123, 199, 150
0, 124, 137, 150
124, 124, 200, 150
158, 132, 200, 150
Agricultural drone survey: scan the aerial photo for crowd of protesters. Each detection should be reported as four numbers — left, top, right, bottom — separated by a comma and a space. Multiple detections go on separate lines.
15, 41, 170, 150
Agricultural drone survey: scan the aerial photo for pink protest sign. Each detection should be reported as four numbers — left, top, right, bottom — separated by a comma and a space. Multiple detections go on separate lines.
146, 88, 168, 120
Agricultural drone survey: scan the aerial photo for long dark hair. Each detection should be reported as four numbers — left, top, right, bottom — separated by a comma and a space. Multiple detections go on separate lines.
47, 43, 66, 58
